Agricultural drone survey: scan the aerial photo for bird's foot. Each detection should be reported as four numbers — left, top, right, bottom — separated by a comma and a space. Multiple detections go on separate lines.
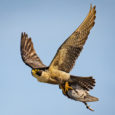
60, 82, 73, 95
64, 82, 73, 93
84, 102, 94, 111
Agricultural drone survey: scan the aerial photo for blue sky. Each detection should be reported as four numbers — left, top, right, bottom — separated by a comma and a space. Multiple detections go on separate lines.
0, 0, 115, 115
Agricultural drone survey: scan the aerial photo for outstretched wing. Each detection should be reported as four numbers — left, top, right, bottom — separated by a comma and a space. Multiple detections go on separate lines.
20, 32, 46, 69
49, 5, 96, 73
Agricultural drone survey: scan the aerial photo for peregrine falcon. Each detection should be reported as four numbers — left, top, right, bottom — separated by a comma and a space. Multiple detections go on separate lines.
20, 5, 98, 111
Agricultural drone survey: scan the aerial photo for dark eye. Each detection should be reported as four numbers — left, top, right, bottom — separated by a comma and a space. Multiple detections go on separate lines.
36, 70, 42, 76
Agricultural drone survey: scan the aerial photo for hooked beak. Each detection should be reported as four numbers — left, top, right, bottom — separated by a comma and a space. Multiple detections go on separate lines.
32, 69, 37, 75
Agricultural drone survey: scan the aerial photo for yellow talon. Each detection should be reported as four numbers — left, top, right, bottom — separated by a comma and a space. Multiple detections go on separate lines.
65, 82, 72, 93
60, 82, 73, 95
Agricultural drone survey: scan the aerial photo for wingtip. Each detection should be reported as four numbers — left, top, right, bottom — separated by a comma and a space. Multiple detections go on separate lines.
21, 32, 25, 38
21, 32, 29, 39
90, 4, 96, 10
90, 4, 92, 9
21, 32, 27, 35
93, 5, 96, 9
21, 32, 23, 38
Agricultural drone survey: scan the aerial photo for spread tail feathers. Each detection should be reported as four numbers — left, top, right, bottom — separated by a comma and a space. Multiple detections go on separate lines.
70, 75, 95, 91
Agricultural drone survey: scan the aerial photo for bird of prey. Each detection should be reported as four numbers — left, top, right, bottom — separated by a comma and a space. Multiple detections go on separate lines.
20, 5, 98, 111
